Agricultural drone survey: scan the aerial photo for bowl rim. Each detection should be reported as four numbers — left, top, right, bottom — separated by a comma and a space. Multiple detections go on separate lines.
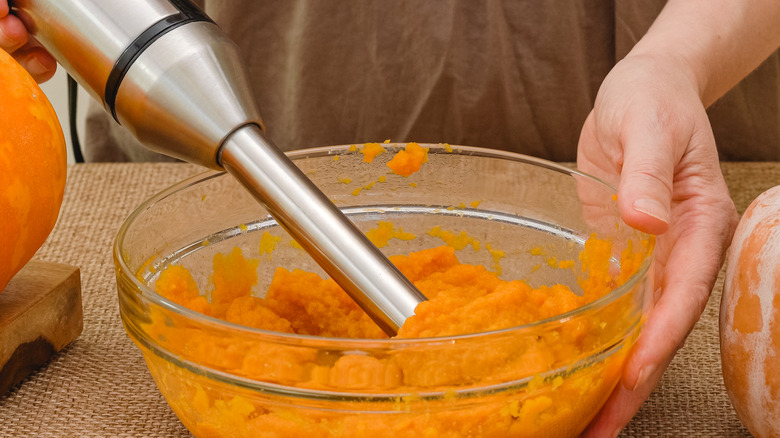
114, 143, 654, 347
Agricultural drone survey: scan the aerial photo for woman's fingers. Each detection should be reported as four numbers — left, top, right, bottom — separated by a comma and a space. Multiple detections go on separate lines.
0, 9, 57, 82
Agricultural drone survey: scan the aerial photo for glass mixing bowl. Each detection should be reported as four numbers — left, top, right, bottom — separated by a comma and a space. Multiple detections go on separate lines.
115, 144, 654, 437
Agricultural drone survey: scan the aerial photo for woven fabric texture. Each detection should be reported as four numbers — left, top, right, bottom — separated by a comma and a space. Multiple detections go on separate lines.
2, 162, 775, 437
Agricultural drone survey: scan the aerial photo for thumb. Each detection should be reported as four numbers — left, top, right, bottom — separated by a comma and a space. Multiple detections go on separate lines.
616, 119, 682, 235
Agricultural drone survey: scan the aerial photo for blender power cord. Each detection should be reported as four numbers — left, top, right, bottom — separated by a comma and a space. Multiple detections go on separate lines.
67, 74, 84, 163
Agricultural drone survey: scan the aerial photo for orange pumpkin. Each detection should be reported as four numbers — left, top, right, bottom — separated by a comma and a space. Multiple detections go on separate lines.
720, 185, 780, 437
0, 49, 67, 293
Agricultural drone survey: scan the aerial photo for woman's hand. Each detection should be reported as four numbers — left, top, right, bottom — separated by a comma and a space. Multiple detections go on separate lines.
1, 1, 56, 82
578, 0, 779, 432
577, 52, 738, 437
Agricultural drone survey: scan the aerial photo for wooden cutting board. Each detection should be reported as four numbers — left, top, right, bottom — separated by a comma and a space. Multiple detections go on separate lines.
0, 260, 82, 395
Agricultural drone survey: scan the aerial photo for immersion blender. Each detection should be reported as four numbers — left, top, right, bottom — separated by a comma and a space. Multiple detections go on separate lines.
10, 0, 425, 335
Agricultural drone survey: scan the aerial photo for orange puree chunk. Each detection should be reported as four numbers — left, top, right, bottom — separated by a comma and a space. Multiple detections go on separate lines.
210, 247, 259, 317
155, 265, 212, 315
224, 296, 293, 333
578, 233, 616, 300
327, 354, 402, 389
387, 142, 428, 177
428, 225, 480, 251
239, 343, 318, 383
156, 264, 200, 303
264, 267, 387, 339
258, 231, 282, 255
361, 142, 385, 163
365, 220, 416, 248
388, 245, 461, 283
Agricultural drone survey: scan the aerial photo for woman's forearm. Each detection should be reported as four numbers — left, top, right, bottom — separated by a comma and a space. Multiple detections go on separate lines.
629, 0, 780, 107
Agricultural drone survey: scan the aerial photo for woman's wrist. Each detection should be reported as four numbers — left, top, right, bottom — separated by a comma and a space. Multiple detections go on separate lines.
626, 0, 780, 108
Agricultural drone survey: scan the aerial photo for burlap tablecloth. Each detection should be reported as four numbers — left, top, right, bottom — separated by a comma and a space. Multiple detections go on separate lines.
1, 162, 777, 437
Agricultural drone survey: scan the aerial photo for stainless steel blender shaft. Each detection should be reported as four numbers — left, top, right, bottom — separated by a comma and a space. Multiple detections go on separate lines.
221, 126, 425, 333
11, 0, 425, 334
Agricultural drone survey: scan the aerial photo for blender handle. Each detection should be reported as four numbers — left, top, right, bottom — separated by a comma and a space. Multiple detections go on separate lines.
10, 0, 262, 169
101, 0, 214, 122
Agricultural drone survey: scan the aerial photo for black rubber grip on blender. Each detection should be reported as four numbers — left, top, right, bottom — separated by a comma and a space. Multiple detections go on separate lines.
104, 0, 214, 122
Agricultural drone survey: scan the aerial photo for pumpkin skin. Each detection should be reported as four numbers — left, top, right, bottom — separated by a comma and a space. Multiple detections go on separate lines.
0, 49, 67, 293
720, 185, 780, 437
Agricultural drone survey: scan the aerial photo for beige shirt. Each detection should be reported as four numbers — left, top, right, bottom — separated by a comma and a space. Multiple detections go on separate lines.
84, 0, 779, 163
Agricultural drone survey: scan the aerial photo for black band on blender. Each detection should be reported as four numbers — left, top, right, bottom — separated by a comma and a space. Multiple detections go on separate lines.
104, 1, 214, 122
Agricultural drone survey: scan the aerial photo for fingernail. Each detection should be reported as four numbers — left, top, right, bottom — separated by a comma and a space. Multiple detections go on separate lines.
632, 198, 669, 224
612, 427, 623, 438
632, 364, 656, 391
27, 56, 50, 76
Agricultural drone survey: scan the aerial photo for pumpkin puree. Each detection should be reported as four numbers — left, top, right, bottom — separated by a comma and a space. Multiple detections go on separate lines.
137, 143, 649, 437
143, 231, 646, 437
